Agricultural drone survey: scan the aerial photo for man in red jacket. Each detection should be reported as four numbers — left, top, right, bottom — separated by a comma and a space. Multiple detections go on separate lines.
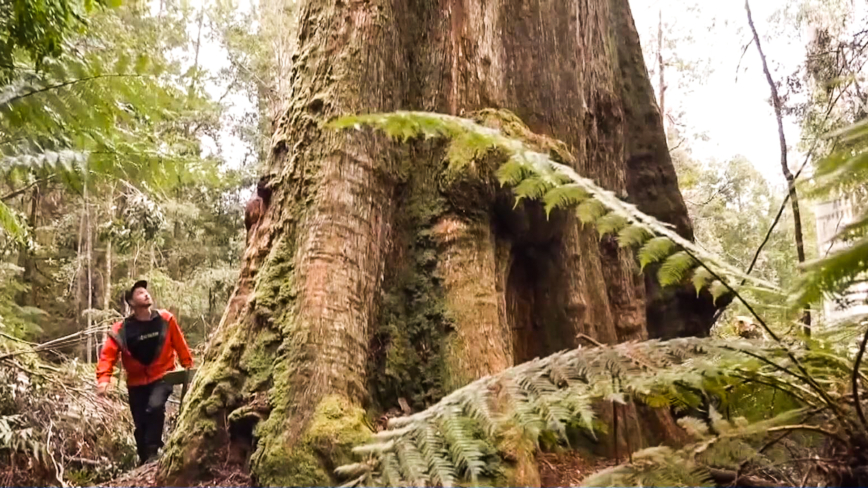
96, 280, 194, 465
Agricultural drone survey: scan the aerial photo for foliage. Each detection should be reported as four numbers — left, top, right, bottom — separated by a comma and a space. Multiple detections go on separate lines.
0, 0, 249, 352
0, 11, 222, 197
0, 262, 43, 340
669, 133, 812, 331
0, 0, 116, 81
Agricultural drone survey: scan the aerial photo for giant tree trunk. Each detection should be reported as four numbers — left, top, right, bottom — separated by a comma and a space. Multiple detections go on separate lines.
161, 0, 714, 485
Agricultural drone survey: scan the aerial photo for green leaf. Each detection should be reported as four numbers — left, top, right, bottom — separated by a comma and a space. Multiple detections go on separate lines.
596, 212, 629, 238
658, 251, 695, 287
543, 184, 589, 217
0, 200, 24, 242
692, 268, 713, 296
576, 199, 606, 225
709, 280, 729, 305
513, 176, 551, 205
618, 224, 652, 248
638, 237, 675, 270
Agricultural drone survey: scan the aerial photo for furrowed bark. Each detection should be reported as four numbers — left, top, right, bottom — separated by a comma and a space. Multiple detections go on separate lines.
161, 0, 714, 484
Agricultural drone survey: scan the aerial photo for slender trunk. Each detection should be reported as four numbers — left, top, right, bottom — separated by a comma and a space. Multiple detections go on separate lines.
15, 186, 39, 306
74, 205, 85, 358
85, 181, 94, 363
191, 8, 204, 89
161, 0, 713, 484
104, 184, 114, 345
745, 0, 811, 335
104, 186, 113, 312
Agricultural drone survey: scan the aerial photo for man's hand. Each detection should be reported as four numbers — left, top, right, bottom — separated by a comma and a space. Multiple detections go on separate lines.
96, 382, 109, 397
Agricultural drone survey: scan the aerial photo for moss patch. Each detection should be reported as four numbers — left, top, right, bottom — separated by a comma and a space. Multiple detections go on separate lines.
251, 395, 373, 486
367, 144, 455, 412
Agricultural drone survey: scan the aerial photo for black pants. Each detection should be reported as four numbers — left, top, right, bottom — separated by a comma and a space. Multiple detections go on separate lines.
127, 379, 173, 465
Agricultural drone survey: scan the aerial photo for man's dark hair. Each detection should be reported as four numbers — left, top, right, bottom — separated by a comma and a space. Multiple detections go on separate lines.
125, 280, 148, 305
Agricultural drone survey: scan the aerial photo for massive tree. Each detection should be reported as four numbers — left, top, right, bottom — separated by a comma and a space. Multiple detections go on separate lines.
160, 0, 717, 484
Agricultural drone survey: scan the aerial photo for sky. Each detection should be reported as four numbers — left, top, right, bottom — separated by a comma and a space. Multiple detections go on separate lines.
188, 0, 834, 187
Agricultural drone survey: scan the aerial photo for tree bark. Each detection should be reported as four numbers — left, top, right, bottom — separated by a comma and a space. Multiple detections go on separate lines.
160, 0, 715, 485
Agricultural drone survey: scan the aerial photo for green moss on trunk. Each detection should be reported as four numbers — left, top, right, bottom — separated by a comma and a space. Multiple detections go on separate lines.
252, 395, 372, 486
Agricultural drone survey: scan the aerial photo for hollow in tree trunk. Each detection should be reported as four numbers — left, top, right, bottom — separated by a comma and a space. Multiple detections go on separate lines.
160, 0, 716, 484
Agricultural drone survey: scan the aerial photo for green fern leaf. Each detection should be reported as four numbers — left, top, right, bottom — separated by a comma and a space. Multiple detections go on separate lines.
576, 199, 606, 225
657, 251, 695, 287
495, 158, 529, 186
638, 237, 676, 270
692, 268, 713, 296
543, 184, 589, 217
618, 224, 652, 248
596, 212, 629, 238
709, 280, 729, 305
513, 176, 550, 201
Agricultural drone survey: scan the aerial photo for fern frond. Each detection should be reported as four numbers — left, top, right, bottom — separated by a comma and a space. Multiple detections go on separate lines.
692, 267, 713, 296
440, 406, 486, 483
618, 224, 653, 248
419, 423, 456, 487
710, 280, 730, 305
334, 336, 832, 487
638, 237, 675, 270
794, 118, 868, 311
543, 184, 590, 217
329, 111, 777, 296
596, 212, 629, 238
512, 176, 551, 206
658, 251, 696, 287
576, 198, 607, 225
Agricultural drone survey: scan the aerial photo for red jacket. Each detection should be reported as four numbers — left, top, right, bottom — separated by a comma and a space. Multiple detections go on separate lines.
96, 309, 193, 387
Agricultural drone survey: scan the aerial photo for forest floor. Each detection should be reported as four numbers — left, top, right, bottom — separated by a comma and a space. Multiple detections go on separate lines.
537, 451, 616, 487
99, 442, 613, 487
99, 459, 252, 488
100, 453, 611, 488
97, 380, 612, 487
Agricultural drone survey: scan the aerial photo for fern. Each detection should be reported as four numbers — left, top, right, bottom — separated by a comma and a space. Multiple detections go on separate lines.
658, 251, 696, 287
329, 111, 779, 310
334, 336, 837, 486
0, 13, 223, 222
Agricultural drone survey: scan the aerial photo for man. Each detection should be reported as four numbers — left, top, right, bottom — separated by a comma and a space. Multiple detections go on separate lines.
96, 280, 194, 466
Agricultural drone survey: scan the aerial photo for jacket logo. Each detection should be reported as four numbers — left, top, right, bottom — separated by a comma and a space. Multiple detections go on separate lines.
137, 332, 160, 341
